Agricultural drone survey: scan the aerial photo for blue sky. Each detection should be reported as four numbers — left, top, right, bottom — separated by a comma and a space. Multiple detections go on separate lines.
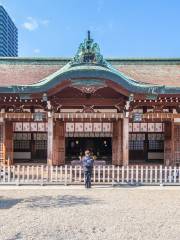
1, 0, 180, 57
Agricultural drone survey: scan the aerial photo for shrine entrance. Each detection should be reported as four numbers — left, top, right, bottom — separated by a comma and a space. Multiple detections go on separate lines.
65, 121, 113, 164
65, 137, 112, 163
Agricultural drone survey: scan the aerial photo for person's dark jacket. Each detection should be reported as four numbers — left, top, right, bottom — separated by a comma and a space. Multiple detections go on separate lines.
81, 156, 94, 172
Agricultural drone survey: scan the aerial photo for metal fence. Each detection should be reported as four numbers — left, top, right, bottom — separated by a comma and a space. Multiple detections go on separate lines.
0, 165, 180, 185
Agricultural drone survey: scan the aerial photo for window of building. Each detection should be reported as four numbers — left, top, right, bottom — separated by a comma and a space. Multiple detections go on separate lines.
148, 133, 164, 150
129, 133, 145, 150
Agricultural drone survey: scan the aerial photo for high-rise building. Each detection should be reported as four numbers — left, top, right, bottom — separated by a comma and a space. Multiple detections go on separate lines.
0, 6, 18, 57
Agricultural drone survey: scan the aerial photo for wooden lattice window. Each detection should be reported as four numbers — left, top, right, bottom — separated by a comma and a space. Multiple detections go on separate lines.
33, 133, 47, 140
129, 134, 145, 150
148, 133, 164, 150
34, 141, 47, 150
13, 133, 31, 151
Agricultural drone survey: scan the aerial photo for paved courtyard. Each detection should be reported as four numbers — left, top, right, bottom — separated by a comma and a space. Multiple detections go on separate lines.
0, 186, 180, 240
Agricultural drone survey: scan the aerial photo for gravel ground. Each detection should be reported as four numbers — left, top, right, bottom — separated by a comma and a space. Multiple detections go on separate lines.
0, 186, 180, 240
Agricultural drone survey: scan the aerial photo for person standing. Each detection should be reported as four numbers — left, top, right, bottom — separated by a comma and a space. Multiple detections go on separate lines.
81, 150, 94, 188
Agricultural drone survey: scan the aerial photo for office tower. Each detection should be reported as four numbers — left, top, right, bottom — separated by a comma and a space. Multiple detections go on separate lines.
0, 6, 18, 56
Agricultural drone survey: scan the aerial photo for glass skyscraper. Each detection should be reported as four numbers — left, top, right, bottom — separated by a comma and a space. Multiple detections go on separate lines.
0, 6, 18, 57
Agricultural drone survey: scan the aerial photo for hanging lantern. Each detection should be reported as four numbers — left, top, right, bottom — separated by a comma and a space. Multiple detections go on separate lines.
42, 93, 48, 102
33, 112, 44, 121
133, 112, 142, 122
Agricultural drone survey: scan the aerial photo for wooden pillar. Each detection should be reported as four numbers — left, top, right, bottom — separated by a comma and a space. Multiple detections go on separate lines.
122, 117, 129, 166
0, 122, 5, 164
112, 120, 123, 165
164, 121, 174, 166
47, 116, 53, 165
4, 121, 13, 165
52, 121, 65, 166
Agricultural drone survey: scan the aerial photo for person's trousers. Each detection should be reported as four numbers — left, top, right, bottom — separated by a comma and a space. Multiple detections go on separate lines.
84, 171, 92, 188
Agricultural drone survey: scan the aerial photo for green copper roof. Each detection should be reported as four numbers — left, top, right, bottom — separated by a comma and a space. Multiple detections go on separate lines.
0, 32, 180, 95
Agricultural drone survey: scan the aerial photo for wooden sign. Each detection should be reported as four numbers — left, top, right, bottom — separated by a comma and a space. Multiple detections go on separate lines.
140, 123, 147, 132
23, 122, 30, 132
31, 122, 38, 132
133, 123, 140, 132
38, 122, 45, 132
84, 123, 93, 132
148, 123, 155, 132
13, 122, 50, 132
66, 122, 74, 132
14, 122, 23, 132
75, 122, 83, 132
102, 123, 111, 132
93, 123, 102, 132
155, 123, 163, 132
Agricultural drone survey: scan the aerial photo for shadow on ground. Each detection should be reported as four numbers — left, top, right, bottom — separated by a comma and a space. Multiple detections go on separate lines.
0, 197, 22, 209
24, 195, 102, 209
7, 232, 23, 240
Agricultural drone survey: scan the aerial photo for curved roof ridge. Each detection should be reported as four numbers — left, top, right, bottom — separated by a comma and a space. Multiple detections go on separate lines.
7, 55, 180, 94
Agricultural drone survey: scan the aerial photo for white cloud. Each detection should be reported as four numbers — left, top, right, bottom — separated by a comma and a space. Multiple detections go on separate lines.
22, 17, 50, 31
22, 17, 38, 31
33, 48, 40, 54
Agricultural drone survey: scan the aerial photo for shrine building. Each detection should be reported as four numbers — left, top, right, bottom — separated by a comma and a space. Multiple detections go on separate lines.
0, 32, 180, 166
